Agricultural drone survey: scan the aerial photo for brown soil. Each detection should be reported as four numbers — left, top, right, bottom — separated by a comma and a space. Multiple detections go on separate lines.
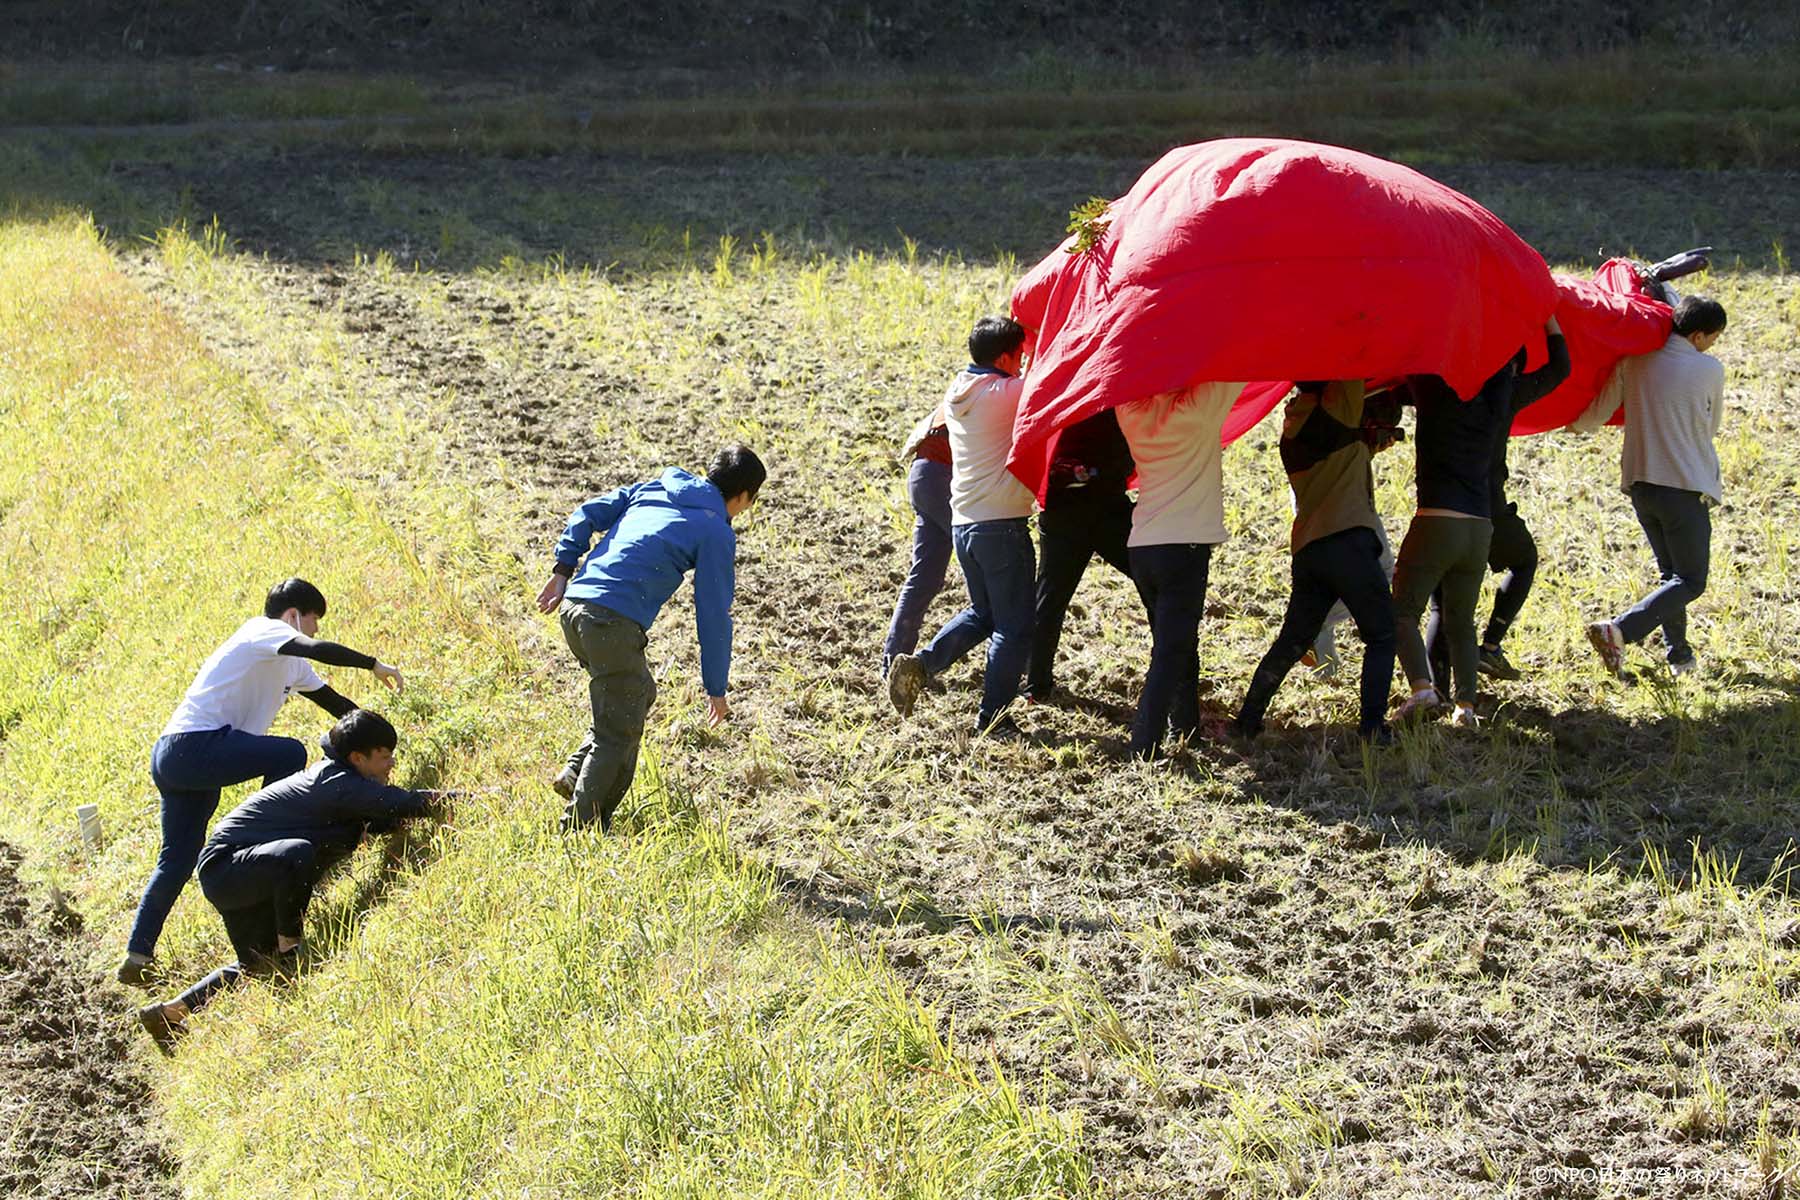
0, 842, 180, 1199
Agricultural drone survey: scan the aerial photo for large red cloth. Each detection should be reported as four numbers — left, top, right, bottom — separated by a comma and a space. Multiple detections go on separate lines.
1215, 262, 1674, 442
1510, 259, 1672, 434
1007, 138, 1562, 496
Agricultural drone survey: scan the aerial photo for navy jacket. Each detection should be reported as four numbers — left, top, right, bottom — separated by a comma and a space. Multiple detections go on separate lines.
198, 745, 430, 872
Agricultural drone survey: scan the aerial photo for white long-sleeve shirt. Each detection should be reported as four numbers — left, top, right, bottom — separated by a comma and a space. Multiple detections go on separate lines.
945, 366, 1034, 525
1115, 382, 1245, 547
1573, 333, 1725, 504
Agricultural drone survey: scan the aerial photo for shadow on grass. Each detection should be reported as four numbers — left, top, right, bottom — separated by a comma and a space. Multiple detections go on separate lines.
3, 136, 1796, 275
1209, 683, 1800, 884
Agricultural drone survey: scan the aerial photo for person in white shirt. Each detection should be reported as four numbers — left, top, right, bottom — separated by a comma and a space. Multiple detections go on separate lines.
118, 578, 403, 987
887, 317, 1036, 736
1114, 380, 1244, 758
1579, 296, 1728, 677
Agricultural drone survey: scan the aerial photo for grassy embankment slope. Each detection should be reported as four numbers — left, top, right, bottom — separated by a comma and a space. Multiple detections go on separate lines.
0, 217, 1091, 1196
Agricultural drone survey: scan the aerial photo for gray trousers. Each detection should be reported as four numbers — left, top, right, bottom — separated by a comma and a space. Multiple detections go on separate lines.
558, 599, 656, 831
1392, 514, 1492, 704
1617, 481, 1711, 664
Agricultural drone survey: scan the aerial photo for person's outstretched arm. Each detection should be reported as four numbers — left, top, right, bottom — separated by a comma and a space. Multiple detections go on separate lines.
1512, 317, 1571, 412
279, 634, 405, 692
299, 683, 358, 718
692, 524, 737, 725
538, 483, 639, 613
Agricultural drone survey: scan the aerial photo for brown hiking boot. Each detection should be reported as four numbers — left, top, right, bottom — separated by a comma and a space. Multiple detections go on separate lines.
886, 654, 927, 717
115, 955, 160, 989
137, 1003, 186, 1056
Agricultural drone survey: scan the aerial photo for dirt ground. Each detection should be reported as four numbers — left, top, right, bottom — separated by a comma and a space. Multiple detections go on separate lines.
107, 148, 1800, 1196
0, 841, 179, 1199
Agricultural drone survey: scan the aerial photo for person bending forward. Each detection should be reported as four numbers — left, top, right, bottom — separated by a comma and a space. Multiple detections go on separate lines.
537, 446, 765, 831
136, 710, 444, 1053
119, 577, 403, 988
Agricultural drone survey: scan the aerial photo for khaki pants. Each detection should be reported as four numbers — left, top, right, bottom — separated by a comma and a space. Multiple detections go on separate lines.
1392, 515, 1491, 704
558, 599, 656, 831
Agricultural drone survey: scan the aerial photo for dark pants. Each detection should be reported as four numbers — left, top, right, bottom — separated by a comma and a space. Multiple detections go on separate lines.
1393, 515, 1492, 704
126, 727, 308, 958
1427, 501, 1537, 679
1617, 481, 1711, 664
1239, 527, 1396, 735
177, 839, 324, 1013
1028, 492, 1146, 696
920, 518, 1036, 729
558, 600, 656, 831
882, 458, 954, 672
1128, 542, 1213, 757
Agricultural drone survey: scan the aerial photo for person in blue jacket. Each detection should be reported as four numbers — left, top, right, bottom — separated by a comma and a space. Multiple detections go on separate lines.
535, 445, 766, 832
136, 709, 447, 1053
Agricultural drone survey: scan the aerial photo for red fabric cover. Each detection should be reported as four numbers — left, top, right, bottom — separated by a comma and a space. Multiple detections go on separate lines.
1509, 259, 1672, 434
1007, 138, 1561, 497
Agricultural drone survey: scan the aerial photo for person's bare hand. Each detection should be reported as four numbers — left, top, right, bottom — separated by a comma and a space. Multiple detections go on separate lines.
373, 662, 405, 693
706, 695, 731, 726
537, 574, 568, 614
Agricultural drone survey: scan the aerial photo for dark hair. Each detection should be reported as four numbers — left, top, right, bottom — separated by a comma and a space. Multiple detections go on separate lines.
265, 577, 328, 619
1672, 296, 1727, 337
968, 316, 1026, 367
707, 444, 767, 503
328, 709, 397, 759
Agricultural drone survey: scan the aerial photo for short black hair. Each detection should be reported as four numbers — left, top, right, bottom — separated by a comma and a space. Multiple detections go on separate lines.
328, 709, 397, 759
707, 444, 767, 503
1672, 296, 1727, 337
968, 316, 1026, 367
265, 578, 328, 619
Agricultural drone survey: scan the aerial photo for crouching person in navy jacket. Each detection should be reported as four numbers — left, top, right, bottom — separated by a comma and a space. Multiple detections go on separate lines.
535, 445, 766, 833
137, 710, 447, 1053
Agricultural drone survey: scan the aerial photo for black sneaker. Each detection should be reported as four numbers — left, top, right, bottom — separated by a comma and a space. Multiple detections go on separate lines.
116, 956, 160, 989
137, 1003, 185, 1056
976, 714, 1024, 741
1360, 724, 1395, 747
1477, 646, 1523, 681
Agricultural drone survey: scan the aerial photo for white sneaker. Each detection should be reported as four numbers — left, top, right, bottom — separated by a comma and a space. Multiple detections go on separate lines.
1394, 687, 1445, 724
1586, 620, 1625, 677
1449, 704, 1483, 729
1669, 655, 1699, 677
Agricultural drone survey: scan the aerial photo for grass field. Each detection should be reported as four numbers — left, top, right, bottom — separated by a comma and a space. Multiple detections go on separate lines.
3, 63, 1800, 1198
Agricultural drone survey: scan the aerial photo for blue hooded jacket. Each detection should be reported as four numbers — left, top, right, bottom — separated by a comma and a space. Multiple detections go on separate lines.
555, 468, 737, 696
